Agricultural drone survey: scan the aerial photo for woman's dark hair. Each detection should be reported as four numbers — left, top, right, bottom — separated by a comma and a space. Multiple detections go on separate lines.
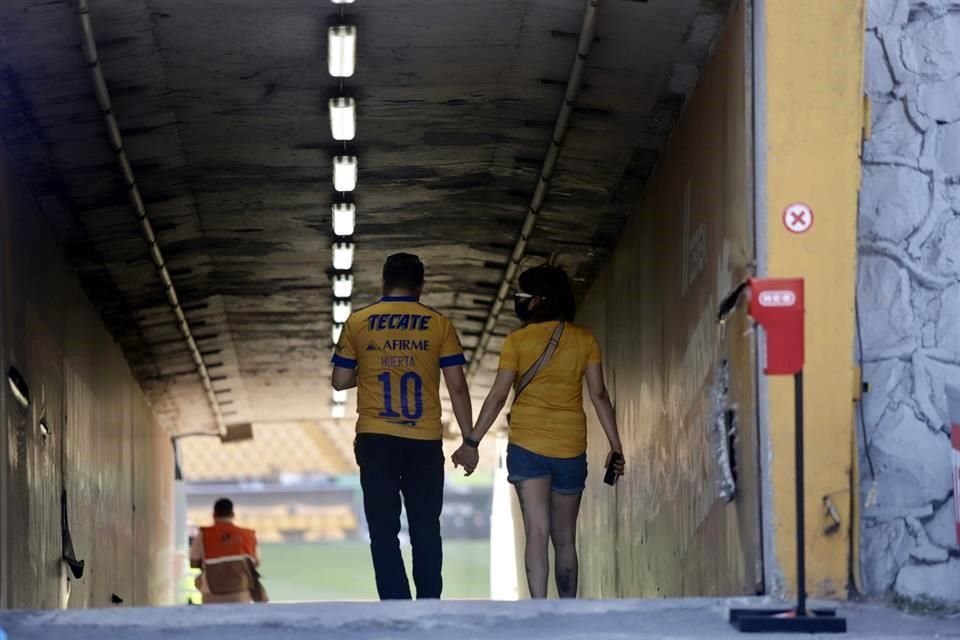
518, 264, 576, 322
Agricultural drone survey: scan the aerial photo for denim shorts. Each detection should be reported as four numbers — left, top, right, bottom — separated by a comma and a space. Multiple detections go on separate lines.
506, 444, 587, 495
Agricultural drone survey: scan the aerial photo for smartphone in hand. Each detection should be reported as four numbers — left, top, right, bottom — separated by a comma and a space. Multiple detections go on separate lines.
604, 452, 623, 486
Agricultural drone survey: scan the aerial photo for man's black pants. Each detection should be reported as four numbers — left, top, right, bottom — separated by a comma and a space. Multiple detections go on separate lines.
355, 433, 444, 600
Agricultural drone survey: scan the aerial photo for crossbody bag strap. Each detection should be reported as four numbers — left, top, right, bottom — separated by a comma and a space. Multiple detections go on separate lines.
514, 321, 565, 401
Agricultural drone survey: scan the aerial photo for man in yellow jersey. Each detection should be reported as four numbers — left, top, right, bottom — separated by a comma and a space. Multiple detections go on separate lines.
331, 253, 474, 600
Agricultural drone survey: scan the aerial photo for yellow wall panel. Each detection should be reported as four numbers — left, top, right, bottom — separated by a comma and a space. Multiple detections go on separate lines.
574, 0, 760, 597
761, 0, 864, 598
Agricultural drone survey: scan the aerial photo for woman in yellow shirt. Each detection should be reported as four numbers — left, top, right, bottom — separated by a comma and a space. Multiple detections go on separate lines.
454, 264, 624, 598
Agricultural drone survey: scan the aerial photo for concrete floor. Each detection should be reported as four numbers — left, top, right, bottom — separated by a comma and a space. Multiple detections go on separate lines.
1, 598, 957, 640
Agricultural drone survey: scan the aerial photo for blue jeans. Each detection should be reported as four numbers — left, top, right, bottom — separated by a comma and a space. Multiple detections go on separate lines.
506, 443, 587, 494
355, 434, 444, 600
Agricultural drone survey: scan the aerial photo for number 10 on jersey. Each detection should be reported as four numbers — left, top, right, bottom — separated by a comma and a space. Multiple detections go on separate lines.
377, 372, 423, 421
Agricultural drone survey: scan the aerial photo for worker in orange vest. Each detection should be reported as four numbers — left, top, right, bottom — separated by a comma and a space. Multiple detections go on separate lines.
189, 498, 266, 604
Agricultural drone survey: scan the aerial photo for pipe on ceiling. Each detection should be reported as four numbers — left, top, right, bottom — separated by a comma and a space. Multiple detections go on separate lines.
466, 0, 602, 378
76, 0, 226, 437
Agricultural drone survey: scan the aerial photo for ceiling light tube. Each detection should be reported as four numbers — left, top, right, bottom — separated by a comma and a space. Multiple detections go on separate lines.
333, 155, 358, 192
332, 389, 348, 403
332, 322, 344, 344
333, 273, 354, 298
329, 97, 356, 141
333, 300, 352, 324
328, 25, 357, 78
332, 202, 356, 236
331, 0, 355, 4
331, 402, 347, 419
332, 241, 354, 270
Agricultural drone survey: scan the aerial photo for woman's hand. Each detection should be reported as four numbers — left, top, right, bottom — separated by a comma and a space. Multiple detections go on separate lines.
605, 449, 625, 477
586, 363, 625, 479
452, 444, 479, 476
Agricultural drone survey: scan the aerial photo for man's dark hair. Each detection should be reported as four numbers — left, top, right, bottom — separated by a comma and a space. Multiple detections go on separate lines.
383, 253, 425, 291
518, 264, 576, 323
213, 498, 234, 518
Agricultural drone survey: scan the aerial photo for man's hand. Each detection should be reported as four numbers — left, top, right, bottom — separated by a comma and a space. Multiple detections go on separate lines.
452, 444, 479, 476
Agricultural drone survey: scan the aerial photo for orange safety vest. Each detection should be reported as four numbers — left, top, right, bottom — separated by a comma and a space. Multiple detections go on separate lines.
200, 521, 257, 595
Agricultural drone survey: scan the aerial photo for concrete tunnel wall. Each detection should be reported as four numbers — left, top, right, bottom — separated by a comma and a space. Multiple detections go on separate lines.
0, 138, 175, 609
497, 0, 868, 602
502, 1, 761, 600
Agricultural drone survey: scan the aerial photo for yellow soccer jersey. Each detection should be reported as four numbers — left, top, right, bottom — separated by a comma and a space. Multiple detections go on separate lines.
332, 296, 466, 440
499, 321, 602, 458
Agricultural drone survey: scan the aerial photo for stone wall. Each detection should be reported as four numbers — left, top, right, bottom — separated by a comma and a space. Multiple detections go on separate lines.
860, 0, 960, 605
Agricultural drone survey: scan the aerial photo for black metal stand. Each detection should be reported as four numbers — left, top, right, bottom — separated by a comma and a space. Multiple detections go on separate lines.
729, 372, 847, 633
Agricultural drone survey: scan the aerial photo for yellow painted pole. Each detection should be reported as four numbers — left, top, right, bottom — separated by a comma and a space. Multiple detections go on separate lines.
761, 0, 865, 599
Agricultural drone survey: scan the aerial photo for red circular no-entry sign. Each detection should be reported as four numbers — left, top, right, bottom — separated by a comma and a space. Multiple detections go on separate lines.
783, 202, 814, 234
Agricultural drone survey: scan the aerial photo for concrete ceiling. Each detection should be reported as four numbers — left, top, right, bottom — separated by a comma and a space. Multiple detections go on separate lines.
0, 0, 730, 439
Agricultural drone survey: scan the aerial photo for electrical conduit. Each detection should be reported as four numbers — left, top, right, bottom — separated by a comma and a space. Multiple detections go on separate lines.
76, 0, 226, 436
467, 0, 602, 377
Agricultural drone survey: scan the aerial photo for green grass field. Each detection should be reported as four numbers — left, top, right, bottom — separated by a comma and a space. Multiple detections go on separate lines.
258, 540, 490, 601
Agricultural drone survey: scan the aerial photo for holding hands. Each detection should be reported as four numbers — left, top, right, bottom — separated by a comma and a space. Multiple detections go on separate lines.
452, 437, 480, 476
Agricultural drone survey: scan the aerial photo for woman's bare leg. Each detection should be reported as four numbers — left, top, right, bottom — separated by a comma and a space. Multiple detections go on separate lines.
514, 477, 552, 598
549, 491, 583, 598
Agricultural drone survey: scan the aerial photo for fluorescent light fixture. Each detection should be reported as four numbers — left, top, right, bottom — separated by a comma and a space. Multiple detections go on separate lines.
331, 402, 347, 419
333, 155, 357, 192
333, 300, 352, 323
331, 0, 355, 4
332, 241, 354, 270
332, 323, 344, 344
328, 25, 357, 78
332, 389, 348, 403
332, 202, 356, 236
333, 273, 354, 298
329, 97, 356, 141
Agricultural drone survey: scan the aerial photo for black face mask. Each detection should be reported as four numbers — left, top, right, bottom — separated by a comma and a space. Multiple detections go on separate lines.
514, 294, 534, 321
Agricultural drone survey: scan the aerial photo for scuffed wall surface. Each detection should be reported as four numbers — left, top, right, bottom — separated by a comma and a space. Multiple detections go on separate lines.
0, 138, 174, 608
860, 0, 960, 604
133, 399, 175, 605
575, 1, 760, 598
